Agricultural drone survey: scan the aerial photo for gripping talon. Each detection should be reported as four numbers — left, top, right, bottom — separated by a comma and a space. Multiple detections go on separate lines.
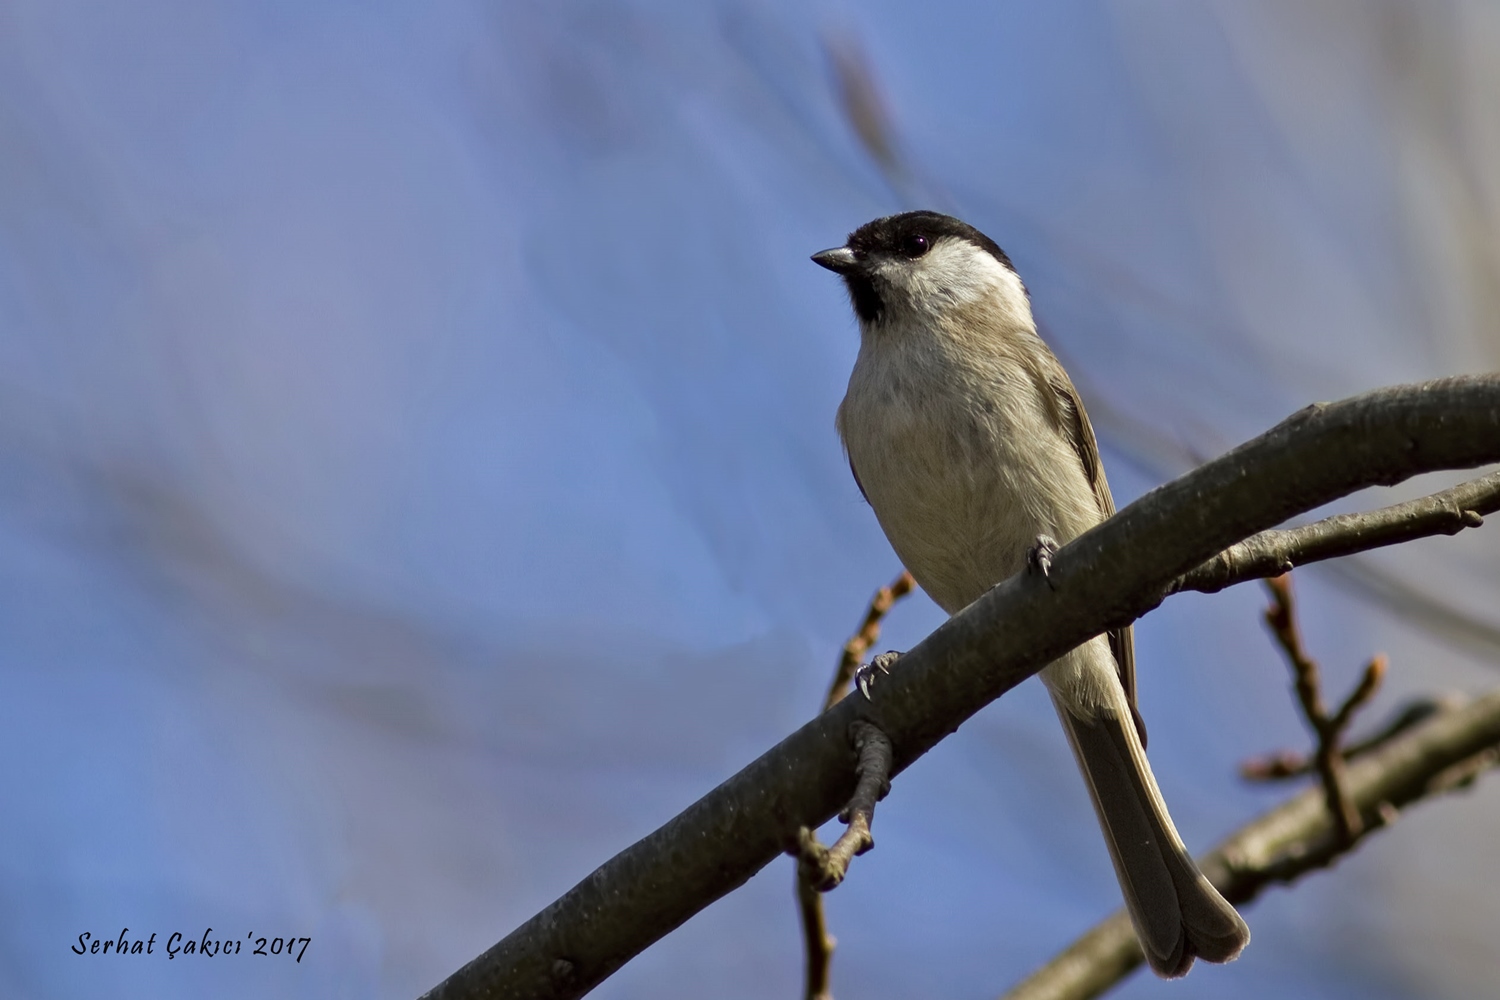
855, 650, 901, 700
1027, 533, 1060, 587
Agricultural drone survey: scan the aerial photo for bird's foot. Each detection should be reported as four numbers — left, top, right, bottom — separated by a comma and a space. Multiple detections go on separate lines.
1027, 533, 1060, 588
792, 720, 893, 891
855, 650, 900, 700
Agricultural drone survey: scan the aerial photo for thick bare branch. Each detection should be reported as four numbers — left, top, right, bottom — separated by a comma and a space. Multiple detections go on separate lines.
1001, 690, 1500, 1000
419, 376, 1500, 1000
1173, 470, 1500, 595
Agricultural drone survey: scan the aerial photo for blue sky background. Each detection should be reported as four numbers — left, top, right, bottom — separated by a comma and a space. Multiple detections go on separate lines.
3, 2, 1500, 998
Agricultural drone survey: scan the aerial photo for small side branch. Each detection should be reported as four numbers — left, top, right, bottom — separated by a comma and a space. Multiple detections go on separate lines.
1001, 690, 1500, 1000
795, 874, 835, 1000
1173, 471, 1500, 596
1261, 575, 1384, 845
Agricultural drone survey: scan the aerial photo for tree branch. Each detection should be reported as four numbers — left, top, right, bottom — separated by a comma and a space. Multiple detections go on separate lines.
419, 375, 1500, 1000
794, 868, 835, 1000
1172, 470, 1500, 595
999, 689, 1500, 1000
1261, 574, 1385, 844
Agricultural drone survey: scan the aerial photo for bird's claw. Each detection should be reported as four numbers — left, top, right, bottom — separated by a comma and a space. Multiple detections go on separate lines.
856, 650, 900, 700
1027, 533, 1059, 588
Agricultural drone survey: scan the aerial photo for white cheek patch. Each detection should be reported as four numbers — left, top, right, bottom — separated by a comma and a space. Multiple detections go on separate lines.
876, 239, 1030, 325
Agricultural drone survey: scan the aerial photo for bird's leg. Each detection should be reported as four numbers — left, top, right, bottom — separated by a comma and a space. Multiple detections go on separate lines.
1027, 533, 1060, 588
793, 720, 894, 891
855, 649, 900, 701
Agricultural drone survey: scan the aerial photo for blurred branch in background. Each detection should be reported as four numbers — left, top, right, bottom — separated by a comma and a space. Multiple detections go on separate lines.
795, 570, 914, 1000
1000, 689, 1500, 1000
1321, 554, 1500, 662
822, 30, 903, 185
820, 28, 944, 211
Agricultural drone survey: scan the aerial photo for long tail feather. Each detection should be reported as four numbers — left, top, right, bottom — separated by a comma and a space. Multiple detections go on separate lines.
1053, 694, 1250, 977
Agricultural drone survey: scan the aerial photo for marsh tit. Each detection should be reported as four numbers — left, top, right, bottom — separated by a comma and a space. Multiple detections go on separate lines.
813, 211, 1248, 977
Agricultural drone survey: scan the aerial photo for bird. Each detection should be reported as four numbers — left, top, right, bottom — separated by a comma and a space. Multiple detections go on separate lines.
812, 210, 1249, 977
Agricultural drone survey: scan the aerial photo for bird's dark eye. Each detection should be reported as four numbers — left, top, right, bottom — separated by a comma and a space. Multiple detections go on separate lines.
899, 234, 930, 258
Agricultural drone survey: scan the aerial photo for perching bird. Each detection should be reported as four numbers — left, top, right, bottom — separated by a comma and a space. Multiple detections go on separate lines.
813, 211, 1249, 977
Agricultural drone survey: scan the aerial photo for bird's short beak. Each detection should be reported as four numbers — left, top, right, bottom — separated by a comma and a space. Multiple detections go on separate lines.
811, 246, 860, 274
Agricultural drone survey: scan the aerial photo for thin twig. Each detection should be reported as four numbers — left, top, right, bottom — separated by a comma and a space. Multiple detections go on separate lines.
1000, 690, 1500, 1000
795, 570, 915, 1000
825, 571, 916, 712
1261, 575, 1383, 845
795, 874, 835, 1000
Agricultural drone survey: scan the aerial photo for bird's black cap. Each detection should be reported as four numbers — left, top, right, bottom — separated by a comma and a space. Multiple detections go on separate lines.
812, 211, 1016, 322
842, 211, 1014, 272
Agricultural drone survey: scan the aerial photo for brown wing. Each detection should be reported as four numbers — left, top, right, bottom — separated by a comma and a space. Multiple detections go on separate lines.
848, 457, 869, 504
1041, 366, 1147, 747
